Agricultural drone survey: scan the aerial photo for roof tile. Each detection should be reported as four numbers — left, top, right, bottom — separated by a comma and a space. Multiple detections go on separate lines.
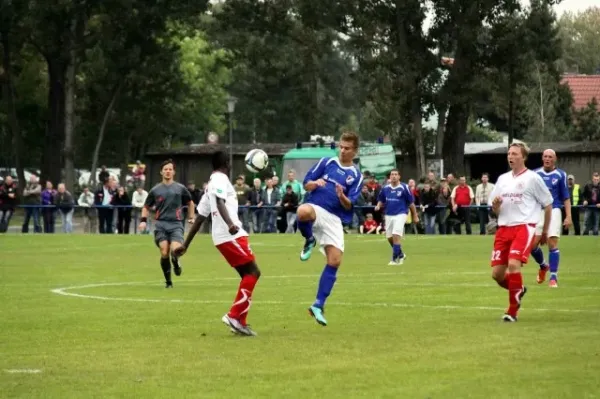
561, 74, 600, 110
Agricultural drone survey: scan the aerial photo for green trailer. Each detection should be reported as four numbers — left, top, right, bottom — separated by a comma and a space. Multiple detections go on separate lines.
279, 141, 397, 182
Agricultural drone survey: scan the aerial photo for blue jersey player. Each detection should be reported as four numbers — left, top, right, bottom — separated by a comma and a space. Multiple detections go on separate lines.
296, 132, 363, 327
375, 169, 418, 265
530, 149, 572, 287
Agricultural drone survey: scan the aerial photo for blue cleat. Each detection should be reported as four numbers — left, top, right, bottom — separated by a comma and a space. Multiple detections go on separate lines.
308, 305, 327, 326
300, 237, 316, 261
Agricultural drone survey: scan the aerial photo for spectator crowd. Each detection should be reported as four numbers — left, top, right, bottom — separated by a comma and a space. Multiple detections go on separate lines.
1, 167, 599, 236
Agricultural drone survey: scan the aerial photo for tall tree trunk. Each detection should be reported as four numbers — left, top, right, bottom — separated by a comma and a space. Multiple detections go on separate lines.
63, 15, 78, 193
536, 63, 545, 140
435, 102, 447, 157
1, 29, 26, 192
89, 80, 123, 187
442, 102, 470, 175
507, 63, 516, 145
42, 57, 66, 186
412, 98, 426, 178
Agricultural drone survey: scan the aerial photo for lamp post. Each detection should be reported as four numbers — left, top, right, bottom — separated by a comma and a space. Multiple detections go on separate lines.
226, 95, 237, 180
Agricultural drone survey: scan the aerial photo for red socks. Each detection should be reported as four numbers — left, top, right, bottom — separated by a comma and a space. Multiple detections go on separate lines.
228, 274, 258, 326
507, 272, 524, 316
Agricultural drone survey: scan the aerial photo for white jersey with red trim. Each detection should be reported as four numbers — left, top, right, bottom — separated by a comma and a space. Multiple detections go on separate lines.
489, 169, 553, 227
197, 171, 248, 245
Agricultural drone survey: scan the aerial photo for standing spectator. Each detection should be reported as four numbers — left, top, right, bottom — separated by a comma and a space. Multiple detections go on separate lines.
446, 173, 457, 191
408, 179, 420, 206
0, 175, 18, 233
475, 173, 495, 235
95, 179, 116, 234
131, 186, 148, 233
21, 175, 42, 233
563, 174, 582, 235
114, 186, 132, 234
450, 176, 474, 234
248, 178, 263, 233
582, 172, 600, 235
41, 181, 57, 233
437, 185, 452, 234
78, 186, 96, 233
282, 184, 299, 233
132, 160, 146, 188
271, 175, 280, 191
187, 181, 202, 213
98, 165, 110, 187
426, 170, 438, 189
55, 183, 74, 233
280, 169, 304, 201
260, 178, 281, 233
234, 175, 251, 232
420, 183, 438, 234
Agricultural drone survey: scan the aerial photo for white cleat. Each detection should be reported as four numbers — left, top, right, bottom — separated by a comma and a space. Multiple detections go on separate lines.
221, 314, 256, 336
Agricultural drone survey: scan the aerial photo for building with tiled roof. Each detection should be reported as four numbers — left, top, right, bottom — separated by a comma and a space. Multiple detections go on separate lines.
561, 74, 600, 110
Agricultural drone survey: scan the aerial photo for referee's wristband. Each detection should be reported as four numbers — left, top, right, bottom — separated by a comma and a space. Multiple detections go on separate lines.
140, 217, 147, 223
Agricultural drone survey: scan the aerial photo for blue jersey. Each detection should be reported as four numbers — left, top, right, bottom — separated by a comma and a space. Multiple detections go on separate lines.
303, 157, 363, 224
377, 183, 414, 216
534, 167, 569, 209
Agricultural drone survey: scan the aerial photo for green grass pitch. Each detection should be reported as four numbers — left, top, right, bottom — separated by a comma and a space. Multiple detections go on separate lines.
1, 234, 599, 398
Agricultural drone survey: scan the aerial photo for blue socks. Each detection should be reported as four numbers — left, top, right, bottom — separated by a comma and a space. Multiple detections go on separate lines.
298, 220, 313, 239
549, 248, 559, 280
531, 247, 546, 268
393, 244, 403, 259
314, 265, 338, 308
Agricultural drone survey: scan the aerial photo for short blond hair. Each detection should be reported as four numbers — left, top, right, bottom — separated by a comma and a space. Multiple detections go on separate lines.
340, 131, 359, 149
509, 142, 530, 159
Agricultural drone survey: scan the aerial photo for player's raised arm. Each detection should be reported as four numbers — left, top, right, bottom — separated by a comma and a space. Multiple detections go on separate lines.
303, 157, 329, 192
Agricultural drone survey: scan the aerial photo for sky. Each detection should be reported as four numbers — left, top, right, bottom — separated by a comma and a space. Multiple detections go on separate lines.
541, 0, 600, 15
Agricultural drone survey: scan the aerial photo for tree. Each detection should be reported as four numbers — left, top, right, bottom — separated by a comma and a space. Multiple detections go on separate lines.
558, 7, 600, 74
574, 98, 600, 141
430, 0, 525, 174
334, 0, 439, 176
209, 0, 362, 143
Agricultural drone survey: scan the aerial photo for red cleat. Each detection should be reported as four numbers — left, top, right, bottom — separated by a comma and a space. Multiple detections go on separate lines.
537, 265, 549, 284
549, 279, 558, 288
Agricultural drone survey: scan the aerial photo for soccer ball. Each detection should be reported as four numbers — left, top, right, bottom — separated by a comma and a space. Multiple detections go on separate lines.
244, 149, 269, 173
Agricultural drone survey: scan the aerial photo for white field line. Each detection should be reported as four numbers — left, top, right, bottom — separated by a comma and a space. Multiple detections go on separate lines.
4, 369, 42, 374
50, 278, 600, 314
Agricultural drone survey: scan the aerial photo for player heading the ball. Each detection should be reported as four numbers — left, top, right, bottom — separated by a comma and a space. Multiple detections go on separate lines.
173, 151, 261, 337
488, 142, 553, 322
295, 131, 363, 327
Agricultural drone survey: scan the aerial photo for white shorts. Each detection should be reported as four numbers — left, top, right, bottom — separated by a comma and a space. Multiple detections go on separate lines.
385, 214, 408, 238
535, 208, 562, 237
310, 204, 344, 253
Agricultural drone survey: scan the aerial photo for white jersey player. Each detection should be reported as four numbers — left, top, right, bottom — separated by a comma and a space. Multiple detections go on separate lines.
174, 151, 261, 337
488, 142, 553, 322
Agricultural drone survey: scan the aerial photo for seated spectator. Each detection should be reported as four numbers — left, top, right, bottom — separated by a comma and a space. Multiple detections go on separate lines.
360, 213, 378, 234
